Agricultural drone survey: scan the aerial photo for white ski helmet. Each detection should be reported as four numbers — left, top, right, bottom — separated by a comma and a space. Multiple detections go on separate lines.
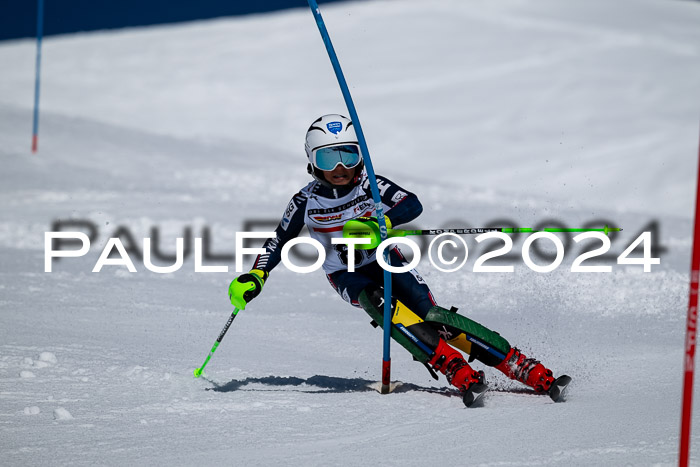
305, 114, 364, 188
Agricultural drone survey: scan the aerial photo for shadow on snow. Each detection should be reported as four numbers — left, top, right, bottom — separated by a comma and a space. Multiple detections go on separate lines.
204, 375, 545, 401
205, 374, 458, 397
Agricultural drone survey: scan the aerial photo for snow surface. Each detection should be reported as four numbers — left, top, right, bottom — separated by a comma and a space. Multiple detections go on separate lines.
1, 0, 700, 465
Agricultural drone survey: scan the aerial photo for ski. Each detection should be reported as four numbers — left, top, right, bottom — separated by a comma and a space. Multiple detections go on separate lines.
548, 375, 572, 402
462, 381, 488, 407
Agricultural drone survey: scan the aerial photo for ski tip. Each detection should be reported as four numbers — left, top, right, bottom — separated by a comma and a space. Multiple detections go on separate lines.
548, 375, 572, 402
463, 382, 488, 408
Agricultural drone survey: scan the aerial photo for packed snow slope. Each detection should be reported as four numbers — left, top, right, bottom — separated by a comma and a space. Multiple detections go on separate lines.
1, 0, 700, 465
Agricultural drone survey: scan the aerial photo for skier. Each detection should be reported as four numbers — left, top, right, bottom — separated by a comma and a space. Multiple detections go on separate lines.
228, 114, 570, 406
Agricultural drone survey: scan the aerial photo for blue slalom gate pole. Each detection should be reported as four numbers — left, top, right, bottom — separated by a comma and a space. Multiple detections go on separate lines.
32, 0, 45, 153
306, 0, 394, 394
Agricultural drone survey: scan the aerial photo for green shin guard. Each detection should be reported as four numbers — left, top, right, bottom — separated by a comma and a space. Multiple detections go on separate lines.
358, 286, 511, 368
425, 306, 511, 366
358, 289, 434, 364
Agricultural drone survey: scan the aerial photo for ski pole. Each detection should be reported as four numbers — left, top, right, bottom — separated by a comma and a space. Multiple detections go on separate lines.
343, 220, 622, 249
398, 225, 622, 236
194, 308, 240, 378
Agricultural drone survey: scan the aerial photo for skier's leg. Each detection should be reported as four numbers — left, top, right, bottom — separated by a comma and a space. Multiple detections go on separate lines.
357, 284, 486, 405
327, 263, 467, 373
328, 258, 560, 397
327, 266, 438, 362
362, 251, 560, 393
325, 269, 374, 308
423, 306, 557, 392
369, 248, 509, 366
355, 248, 506, 373
384, 247, 437, 319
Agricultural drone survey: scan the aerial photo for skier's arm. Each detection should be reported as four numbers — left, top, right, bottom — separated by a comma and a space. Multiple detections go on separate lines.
229, 192, 307, 309
251, 192, 307, 274
372, 175, 423, 227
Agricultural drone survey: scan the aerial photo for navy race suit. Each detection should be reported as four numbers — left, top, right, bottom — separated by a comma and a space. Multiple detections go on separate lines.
252, 172, 437, 317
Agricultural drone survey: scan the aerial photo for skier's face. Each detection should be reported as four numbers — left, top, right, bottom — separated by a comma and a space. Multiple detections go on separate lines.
322, 165, 356, 186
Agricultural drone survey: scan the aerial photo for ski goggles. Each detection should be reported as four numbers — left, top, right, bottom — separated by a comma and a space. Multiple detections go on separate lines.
311, 144, 362, 171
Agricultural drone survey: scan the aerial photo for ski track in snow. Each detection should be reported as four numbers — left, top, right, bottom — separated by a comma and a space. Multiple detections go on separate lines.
1, 0, 700, 465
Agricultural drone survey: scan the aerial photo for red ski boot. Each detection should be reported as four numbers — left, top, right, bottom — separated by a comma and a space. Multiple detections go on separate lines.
496, 347, 555, 393
429, 339, 487, 407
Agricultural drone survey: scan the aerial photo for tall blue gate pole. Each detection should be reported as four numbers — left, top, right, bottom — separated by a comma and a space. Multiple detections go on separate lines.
306, 0, 394, 394
32, 0, 45, 153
